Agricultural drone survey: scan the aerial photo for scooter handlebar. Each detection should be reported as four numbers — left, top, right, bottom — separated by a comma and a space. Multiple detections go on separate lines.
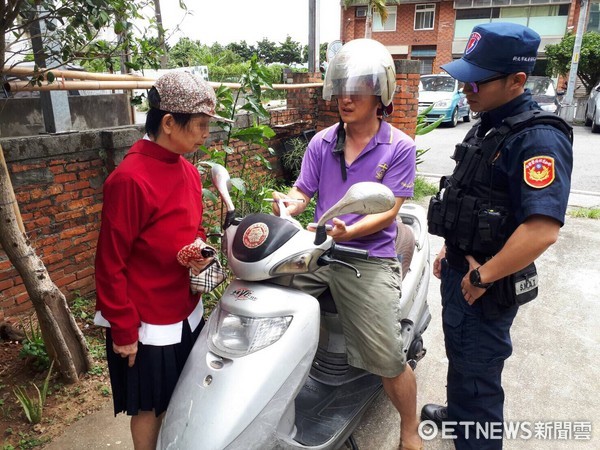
330, 244, 369, 260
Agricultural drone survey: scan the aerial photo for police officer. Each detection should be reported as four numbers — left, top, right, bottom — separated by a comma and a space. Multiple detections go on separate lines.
421, 23, 573, 449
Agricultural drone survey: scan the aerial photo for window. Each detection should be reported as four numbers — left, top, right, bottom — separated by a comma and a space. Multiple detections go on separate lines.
356, 6, 367, 18
373, 6, 397, 32
589, 3, 600, 33
412, 46, 437, 74
415, 4, 436, 30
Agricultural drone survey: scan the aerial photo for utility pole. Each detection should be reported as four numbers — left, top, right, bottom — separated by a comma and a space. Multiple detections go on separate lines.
308, 0, 320, 73
28, 7, 72, 133
559, 0, 590, 123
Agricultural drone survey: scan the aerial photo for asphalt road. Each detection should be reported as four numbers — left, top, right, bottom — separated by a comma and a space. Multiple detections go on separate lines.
352, 199, 600, 450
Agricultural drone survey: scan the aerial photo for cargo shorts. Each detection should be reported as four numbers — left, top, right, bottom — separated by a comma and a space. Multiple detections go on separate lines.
291, 256, 406, 378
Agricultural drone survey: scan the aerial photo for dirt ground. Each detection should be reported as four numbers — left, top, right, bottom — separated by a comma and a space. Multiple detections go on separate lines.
0, 306, 110, 449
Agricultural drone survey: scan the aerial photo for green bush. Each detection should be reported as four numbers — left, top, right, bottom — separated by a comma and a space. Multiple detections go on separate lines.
18, 318, 50, 372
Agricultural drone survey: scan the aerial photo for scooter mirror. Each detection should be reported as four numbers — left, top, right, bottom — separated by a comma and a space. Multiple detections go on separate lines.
211, 164, 235, 212
317, 182, 395, 227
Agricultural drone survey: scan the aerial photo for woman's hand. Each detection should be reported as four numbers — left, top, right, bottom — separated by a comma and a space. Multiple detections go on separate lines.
177, 239, 215, 275
113, 341, 138, 367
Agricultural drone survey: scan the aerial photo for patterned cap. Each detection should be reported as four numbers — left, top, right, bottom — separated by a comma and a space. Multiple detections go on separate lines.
151, 71, 233, 122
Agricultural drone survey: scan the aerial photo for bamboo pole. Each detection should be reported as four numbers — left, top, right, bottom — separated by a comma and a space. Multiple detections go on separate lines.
4, 79, 323, 93
3, 65, 155, 82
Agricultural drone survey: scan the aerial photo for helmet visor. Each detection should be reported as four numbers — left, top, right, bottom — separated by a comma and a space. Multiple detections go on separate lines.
324, 67, 385, 100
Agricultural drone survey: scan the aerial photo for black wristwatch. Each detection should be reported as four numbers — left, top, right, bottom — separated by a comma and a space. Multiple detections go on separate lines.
469, 266, 494, 289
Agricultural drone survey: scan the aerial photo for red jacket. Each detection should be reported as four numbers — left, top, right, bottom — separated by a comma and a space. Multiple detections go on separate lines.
95, 139, 206, 346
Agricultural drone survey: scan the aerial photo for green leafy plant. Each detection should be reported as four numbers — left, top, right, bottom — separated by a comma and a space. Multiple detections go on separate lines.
198, 54, 278, 233
99, 385, 111, 397
280, 136, 308, 181
18, 317, 50, 371
13, 361, 54, 424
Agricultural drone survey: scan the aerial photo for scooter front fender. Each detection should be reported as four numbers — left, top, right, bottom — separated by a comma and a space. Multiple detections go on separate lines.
158, 282, 320, 450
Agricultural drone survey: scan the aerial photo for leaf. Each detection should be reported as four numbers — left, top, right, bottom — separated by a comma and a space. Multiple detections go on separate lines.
202, 188, 218, 205
229, 177, 246, 194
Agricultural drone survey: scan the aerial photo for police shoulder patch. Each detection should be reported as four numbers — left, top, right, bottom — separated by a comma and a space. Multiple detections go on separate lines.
523, 156, 555, 189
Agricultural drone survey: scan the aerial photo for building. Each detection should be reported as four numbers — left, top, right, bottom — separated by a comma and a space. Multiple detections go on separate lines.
341, 0, 589, 76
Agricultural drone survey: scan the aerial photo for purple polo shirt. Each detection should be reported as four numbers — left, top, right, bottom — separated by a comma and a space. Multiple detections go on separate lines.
295, 121, 416, 257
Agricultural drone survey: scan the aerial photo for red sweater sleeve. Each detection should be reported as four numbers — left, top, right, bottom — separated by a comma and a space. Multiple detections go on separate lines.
95, 174, 150, 345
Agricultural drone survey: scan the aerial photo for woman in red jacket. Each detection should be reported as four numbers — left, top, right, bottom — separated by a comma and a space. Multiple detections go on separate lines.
94, 71, 230, 450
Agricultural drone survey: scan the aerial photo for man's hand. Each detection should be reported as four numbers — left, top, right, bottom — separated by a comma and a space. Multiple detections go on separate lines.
272, 188, 310, 217
460, 255, 487, 305
433, 245, 447, 279
328, 218, 352, 242
113, 341, 138, 367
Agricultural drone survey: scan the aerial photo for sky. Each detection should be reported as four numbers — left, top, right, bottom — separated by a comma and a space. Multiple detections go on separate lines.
159, 0, 343, 47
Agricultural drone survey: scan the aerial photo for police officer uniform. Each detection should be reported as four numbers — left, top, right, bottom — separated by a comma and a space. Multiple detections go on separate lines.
422, 23, 573, 450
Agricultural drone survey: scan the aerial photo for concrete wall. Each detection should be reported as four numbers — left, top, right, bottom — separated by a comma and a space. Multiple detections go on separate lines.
0, 66, 419, 318
0, 94, 131, 138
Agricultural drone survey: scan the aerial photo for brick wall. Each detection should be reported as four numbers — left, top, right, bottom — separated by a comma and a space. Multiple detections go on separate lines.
0, 68, 419, 318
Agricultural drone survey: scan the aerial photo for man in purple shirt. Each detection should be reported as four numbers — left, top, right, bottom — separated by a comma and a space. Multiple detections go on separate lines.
274, 39, 421, 450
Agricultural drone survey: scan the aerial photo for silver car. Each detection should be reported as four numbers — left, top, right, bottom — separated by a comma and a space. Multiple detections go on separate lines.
585, 83, 600, 133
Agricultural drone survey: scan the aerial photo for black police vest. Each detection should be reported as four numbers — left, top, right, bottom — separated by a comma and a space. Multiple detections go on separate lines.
427, 110, 572, 256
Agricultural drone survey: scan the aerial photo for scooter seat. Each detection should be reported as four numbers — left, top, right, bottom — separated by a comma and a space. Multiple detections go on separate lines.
396, 220, 416, 280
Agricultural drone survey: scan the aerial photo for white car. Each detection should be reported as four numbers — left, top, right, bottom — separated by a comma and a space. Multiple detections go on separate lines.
418, 74, 471, 127
584, 83, 600, 133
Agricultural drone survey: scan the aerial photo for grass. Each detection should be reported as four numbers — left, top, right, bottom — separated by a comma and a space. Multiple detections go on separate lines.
412, 176, 438, 201
569, 207, 600, 219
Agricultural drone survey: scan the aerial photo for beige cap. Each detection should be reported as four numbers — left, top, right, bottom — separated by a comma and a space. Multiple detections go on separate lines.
151, 71, 233, 123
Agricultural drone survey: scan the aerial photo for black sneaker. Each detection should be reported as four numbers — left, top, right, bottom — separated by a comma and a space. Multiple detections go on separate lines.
420, 403, 448, 427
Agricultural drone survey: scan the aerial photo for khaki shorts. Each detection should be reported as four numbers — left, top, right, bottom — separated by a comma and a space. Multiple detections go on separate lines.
291, 256, 406, 378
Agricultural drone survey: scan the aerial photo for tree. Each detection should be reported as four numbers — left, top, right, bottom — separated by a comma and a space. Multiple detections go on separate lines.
0, 0, 174, 383
343, 0, 400, 39
256, 38, 278, 64
168, 37, 204, 67
226, 41, 256, 61
545, 31, 600, 95
277, 36, 302, 65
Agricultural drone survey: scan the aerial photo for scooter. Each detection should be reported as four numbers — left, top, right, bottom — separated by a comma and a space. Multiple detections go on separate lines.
158, 164, 431, 450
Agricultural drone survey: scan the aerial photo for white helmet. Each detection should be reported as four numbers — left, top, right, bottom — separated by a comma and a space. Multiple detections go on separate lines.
322, 39, 396, 109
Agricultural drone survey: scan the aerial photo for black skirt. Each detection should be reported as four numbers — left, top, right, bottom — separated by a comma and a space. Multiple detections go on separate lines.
105, 318, 204, 417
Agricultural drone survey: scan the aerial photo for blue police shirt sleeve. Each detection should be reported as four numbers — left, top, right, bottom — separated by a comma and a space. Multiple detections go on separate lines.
503, 126, 573, 226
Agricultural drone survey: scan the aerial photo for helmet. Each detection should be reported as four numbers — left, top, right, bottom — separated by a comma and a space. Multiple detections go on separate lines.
322, 39, 396, 107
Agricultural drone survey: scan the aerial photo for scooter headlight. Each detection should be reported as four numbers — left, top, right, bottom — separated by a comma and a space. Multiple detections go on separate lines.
270, 251, 314, 276
209, 305, 292, 357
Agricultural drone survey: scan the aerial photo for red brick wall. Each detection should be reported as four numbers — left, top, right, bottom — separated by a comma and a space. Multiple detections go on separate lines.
0, 136, 107, 316
435, 1, 457, 71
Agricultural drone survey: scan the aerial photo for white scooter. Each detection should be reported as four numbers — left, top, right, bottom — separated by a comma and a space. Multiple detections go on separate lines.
158, 165, 431, 450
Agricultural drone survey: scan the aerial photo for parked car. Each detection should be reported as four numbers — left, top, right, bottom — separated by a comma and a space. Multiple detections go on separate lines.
418, 74, 470, 127
585, 83, 600, 133
525, 76, 563, 114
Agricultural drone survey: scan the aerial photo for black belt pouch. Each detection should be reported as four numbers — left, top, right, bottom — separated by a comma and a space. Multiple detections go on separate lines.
491, 262, 538, 308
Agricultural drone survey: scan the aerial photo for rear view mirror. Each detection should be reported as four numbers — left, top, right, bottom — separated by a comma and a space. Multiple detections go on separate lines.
211, 164, 235, 212
314, 182, 395, 244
